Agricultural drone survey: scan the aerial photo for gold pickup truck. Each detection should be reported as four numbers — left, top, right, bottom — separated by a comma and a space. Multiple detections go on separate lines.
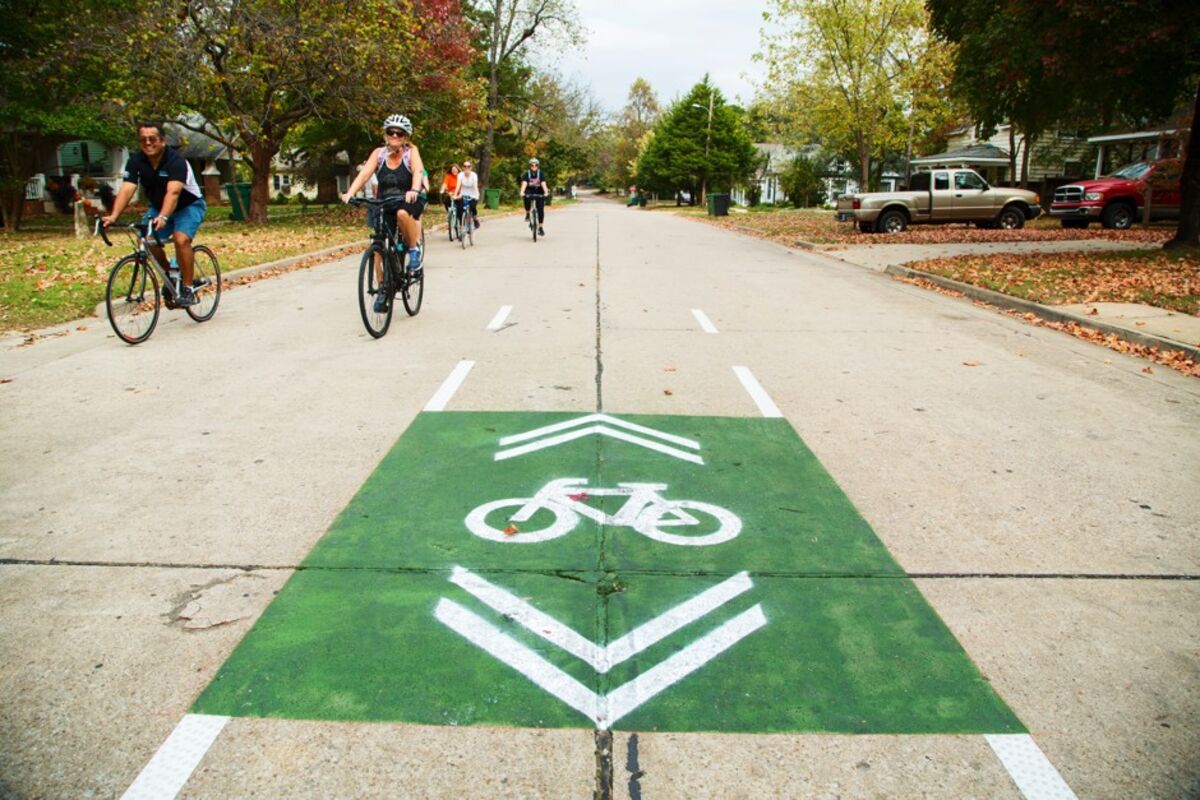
835, 169, 1042, 233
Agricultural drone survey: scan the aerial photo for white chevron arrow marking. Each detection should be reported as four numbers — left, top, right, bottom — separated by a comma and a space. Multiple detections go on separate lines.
449, 566, 753, 672
435, 598, 767, 728
494, 414, 704, 464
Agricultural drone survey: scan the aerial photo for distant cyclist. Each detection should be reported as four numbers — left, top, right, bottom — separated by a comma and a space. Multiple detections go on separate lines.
456, 160, 481, 230
341, 114, 426, 311
439, 164, 460, 221
101, 121, 207, 307
519, 157, 549, 237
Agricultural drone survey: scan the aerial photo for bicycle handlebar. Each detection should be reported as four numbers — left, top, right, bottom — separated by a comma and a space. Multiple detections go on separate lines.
93, 217, 113, 247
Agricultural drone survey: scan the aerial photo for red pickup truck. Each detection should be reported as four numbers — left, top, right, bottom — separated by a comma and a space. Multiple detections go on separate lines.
1049, 159, 1181, 229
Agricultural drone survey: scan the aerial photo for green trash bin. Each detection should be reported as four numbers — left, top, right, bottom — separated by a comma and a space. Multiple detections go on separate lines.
484, 188, 501, 209
711, 193, 731, 216
706, 194, 715, 215
224, 182, 252, 221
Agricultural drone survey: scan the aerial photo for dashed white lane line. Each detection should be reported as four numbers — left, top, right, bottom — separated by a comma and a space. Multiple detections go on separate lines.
121, 714, 228, 800
424, 360, 475, 411
487, 305, 513, 330
691, 308, 718, 334
732, 366, 783, 418
986, 734, 1078, 799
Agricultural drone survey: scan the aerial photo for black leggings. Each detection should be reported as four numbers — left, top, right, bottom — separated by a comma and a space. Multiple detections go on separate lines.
523, 194, 545, 223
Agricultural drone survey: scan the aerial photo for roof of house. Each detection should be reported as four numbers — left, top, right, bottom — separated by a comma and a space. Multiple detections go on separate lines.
911, 144, 1010, 166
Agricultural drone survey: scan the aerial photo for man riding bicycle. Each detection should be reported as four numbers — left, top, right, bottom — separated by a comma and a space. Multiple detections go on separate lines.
101, 121, 208, 307
519, 157, 550, 237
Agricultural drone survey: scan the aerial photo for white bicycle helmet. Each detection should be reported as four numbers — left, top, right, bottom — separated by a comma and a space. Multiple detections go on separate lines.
382, 114, 413, 134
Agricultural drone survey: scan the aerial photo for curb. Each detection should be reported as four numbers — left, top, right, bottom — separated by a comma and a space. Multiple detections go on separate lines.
884, 263, 1200, 362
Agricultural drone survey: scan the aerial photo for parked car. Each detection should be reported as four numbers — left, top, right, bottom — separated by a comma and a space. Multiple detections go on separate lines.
1049, 159, 1181, 229
835, 169, 1042, 233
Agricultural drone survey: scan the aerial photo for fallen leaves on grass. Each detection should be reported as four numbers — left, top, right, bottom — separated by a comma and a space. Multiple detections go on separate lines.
909, 249, 1200, 315
693, 208, 1174, 248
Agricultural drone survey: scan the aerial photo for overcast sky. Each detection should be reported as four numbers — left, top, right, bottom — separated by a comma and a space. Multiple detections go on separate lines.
548, 0, 772, 114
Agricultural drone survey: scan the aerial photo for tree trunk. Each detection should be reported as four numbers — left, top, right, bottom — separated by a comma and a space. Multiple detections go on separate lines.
858, 137, 871, 192
1008, 126, 1017, 184
316, 172, 339, 204
0, 186, 25, 231
1165, 81, 1200, 250
1020, 133, 1033, 189
479, 59, 500, 191
247, 141, 276, 223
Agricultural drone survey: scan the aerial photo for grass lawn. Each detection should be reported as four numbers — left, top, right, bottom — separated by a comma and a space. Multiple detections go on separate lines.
689, 206, 1174, 247
908, 248, 1200, 316
0, 205, 368, 332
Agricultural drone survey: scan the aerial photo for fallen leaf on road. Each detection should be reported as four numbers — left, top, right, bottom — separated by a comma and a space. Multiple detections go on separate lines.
76, 325, 87, 331
962, 360, 980, 367
1087, 308, 1099, 316
663, 367, 677, 372
1142, 366, 1154, 374
503, 524, 519, 536
568, 492, 589, 502
663, 389, 674, 395
0, 378, 12, 384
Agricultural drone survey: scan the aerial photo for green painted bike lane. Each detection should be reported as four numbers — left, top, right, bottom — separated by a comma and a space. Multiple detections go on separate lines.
193, 411, 1022, 734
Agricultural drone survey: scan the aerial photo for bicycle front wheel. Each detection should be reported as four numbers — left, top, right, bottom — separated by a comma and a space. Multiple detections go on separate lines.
447, 208, 456, 241
358, 244, 392, 338
401, 259, 423, 316
106, 255, 160, 345
186, 245, 221, 322
459, 212, 468, 249
634, 500, 742, 547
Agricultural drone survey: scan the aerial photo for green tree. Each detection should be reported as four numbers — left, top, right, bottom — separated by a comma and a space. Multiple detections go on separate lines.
0, 0, 127, 229
928, 0, 1200, 247
781, 155, 827, 207
110, 0, 475, 223
636, 79, 757, 202
759, 0, 955, 190
610, 78, 661, 190
467, 0, 584, 189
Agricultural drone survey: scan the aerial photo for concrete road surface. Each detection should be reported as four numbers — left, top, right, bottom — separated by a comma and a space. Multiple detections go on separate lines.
1, 194, 1197, 799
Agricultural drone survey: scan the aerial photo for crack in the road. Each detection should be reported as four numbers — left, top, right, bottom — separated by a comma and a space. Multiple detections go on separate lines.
2, 558, 1196, 581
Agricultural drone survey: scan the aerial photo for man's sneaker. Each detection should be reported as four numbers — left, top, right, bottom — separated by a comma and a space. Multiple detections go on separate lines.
538, 226, 545, 236
408, 245, 423, 272
176, 286, 198, 307
373, 292, 388, 313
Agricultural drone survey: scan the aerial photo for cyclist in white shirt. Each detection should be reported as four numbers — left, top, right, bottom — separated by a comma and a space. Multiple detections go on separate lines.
455, 160, 481, 230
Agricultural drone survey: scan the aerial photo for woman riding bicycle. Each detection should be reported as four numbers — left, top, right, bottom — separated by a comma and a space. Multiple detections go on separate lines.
455, 160, 481, 231
439, 164, 460, 217
342, 114, 426, 311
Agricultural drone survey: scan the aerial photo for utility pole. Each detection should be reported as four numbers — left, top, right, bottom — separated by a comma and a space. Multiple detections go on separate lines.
693, 91, 715, 205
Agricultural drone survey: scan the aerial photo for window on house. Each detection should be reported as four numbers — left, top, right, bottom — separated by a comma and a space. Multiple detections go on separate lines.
272, 175, 281, 190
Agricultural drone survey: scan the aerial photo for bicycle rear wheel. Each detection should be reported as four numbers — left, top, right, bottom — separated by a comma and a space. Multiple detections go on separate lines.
531, 210, 538, 242
465, 212, 474, 246
186, 245, 222, 322
358, 243, 393, 338
447, 207, 456, 241
106, 255, 160, 345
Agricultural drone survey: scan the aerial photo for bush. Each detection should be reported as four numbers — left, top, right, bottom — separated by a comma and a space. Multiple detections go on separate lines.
782, 156, 827, 208
271, 192, 290, 205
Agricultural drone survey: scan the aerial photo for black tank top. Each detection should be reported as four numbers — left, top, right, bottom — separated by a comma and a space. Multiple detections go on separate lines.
376, 153, 413, 198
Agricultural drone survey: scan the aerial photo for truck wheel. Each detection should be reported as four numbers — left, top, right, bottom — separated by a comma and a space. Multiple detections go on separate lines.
1101, 203, 1135, 229
1061, 219, 1088, 229
858, 222, 874, 233
997, 206, 1025, 230
875, 209, 908, 233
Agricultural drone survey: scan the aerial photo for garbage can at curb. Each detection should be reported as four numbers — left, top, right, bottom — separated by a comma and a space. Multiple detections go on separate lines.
706, 194, 715, 215
224, 182, 252, 221
484, 188, 501, 209
711, 193, 731, 216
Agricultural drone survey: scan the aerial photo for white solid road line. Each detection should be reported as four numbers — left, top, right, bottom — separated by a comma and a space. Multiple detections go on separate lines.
121, 714, 229, 800
486, 305, 513, 330
986, 734, 1078, 800
424, 360, 475, 411
691, 308, 719, 334
732, 366, 783, 418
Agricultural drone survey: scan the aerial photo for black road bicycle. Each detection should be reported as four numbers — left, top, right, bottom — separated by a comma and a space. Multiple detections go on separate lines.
96, 217, 221, 345
351, 197, 424, 338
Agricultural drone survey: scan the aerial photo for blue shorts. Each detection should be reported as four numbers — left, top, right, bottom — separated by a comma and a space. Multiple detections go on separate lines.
142, 199, 207, 241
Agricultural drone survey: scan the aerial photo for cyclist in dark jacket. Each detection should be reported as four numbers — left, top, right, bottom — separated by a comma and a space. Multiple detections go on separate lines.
519, 157, 550, 237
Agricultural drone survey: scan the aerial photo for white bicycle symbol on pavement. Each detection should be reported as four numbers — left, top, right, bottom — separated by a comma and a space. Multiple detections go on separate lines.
465, 477, 742, 546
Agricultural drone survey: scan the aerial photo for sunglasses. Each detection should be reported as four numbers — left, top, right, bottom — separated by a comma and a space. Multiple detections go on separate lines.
385, 129, 406, 137
138, 136, 162, 144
